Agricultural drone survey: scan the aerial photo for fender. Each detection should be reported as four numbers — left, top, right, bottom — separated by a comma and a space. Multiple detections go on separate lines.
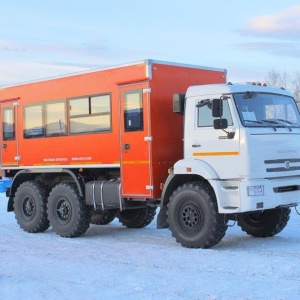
157, 159, 221, 229
6, 168, 84, 212
173, 159, 219, 179
174, 159, 238, 212
174, 159, 223, 206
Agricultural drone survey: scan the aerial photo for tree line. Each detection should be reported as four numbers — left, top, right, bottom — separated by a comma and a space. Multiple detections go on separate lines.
265, 70, 300, 103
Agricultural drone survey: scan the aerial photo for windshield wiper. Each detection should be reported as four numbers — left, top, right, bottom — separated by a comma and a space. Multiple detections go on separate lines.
243, 119, 278, 131
260, 119, 279, 124
259, 119, 280, 131
243, 118, 299, 131
243, 119, 263, 124
276, 119, 300, 128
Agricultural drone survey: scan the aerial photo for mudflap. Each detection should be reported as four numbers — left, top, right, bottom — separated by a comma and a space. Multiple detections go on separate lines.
157, 206, 168, 229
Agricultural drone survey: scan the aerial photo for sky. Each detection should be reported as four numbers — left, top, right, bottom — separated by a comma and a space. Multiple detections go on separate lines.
0, 1, 300, 86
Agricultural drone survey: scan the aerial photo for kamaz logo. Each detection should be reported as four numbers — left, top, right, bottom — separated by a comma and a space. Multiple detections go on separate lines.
285, 161, 290, 169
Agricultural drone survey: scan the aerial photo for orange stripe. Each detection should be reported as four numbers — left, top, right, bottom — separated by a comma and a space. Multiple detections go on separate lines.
193, 151, 239, 157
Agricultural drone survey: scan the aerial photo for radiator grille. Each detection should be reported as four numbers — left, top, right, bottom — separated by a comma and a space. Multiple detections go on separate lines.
265, 158, 300, 173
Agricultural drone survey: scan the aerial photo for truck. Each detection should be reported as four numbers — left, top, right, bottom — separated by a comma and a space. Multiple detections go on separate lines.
1, 59, 300, 248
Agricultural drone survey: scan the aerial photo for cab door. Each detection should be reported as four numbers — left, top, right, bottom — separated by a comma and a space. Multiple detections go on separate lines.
1, 101, 19, 167
119, 83, 152, 197
185, 96, 240, 179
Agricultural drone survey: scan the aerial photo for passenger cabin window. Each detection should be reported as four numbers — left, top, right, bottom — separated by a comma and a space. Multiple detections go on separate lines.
45, 100, 66, 136
23, 93, 111, 139
124, 89, 143, 131
197, 100, 233, 127
24, 104, 44, 138
69, 94, 111, 134
24, 101, 66, 138
2, 107, 15, 140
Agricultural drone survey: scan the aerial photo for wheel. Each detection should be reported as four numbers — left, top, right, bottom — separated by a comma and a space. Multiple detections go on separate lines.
167, 182, 227, 249
13, 180, 50, 233
237, 208, 291, 237
91, 209, 118, 225
117, 206, 157, 228
47, 183, 91, 237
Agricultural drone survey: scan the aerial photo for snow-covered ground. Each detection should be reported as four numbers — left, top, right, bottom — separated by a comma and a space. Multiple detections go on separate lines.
1, 193, 300, 300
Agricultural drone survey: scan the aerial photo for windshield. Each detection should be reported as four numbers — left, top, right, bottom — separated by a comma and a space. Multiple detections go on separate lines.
233, 92, 300, 128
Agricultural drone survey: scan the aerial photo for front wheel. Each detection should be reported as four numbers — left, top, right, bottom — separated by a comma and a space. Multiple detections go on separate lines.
167, 182, 227, 249
237, 208, 291, 237
47, 183, 91, 237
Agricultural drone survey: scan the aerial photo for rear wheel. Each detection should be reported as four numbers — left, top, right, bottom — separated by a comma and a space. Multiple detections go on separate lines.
13, 180, 50, 233
47, 183, 91, 237
91, 209, 118, 225
167, 182, 227, 249
237, 208, 291, 237
117, 206, 157, 228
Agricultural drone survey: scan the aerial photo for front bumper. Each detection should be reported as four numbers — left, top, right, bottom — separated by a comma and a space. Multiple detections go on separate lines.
215, 176, 300, 213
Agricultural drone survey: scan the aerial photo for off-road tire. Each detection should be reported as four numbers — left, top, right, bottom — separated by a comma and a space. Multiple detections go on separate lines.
237, 207, 291, 237
13, 180, 50, 233
117, 206, 157, 228
47, 183, 91, 237
167, 182, 227, 249
91, 209, 118, 225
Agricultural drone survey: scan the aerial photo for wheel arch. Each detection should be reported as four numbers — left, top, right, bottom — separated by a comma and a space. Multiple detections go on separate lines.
7, 169, 84, 212
157, 159, 220, 229
7, 170, 36, 212
161, 159, 219, 207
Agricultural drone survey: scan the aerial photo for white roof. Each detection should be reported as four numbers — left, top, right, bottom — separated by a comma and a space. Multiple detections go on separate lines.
186, 83, 293, 98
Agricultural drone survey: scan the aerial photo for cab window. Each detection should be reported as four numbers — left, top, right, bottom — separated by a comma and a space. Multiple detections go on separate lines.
197, 100, 233, 127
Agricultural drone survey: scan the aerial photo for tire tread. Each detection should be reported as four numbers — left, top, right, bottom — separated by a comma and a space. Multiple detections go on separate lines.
167, 181, 227, 248
14, 180, 50, 233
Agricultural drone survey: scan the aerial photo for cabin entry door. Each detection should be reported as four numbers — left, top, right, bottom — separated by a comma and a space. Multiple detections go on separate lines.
1, 100, 19, 167
119, 82, 152, 197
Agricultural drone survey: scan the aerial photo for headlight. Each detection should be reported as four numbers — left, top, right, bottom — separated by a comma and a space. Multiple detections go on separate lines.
248, 185, 264, 196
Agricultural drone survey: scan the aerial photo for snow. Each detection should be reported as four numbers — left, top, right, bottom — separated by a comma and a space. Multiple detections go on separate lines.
1, 193, 300, 300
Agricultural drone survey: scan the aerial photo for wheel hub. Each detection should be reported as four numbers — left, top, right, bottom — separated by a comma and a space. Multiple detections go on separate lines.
180, 204, 201, 230
56, 200, 71, 223
22, 196, 35, 219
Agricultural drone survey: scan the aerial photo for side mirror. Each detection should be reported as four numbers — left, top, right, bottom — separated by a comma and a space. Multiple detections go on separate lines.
212, 99, 223, 117
173, 93, 185, 115
213, 118, 228, 130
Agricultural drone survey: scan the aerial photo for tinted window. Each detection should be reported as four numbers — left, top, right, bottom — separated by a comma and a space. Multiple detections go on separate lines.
45, 100, 66, 136
124, 89, 143, 131
2, 107, 15, 140
69, 94, 111, 134
24, 104, 44, 138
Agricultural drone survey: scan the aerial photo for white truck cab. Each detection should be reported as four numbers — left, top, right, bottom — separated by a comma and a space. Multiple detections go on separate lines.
159, 83, 300, 248
183, 83, 300, 212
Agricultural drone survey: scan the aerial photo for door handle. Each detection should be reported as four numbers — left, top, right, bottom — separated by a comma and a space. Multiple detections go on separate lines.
3, 144, 7, 149
123, 144, 131, 150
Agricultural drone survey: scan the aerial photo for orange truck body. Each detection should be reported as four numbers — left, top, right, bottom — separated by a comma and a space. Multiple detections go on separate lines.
0, 60, 226, 199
